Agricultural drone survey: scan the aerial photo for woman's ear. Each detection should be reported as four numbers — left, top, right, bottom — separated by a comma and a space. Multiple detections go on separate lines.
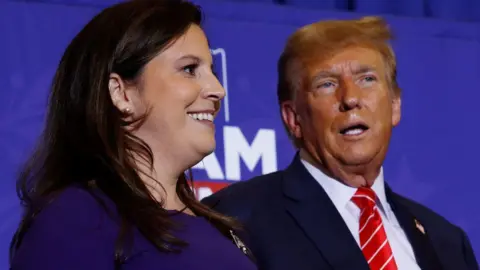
108, 73, 134, 115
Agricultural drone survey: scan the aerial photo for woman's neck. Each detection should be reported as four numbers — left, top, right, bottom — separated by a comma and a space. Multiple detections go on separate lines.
133, 154, 187, 211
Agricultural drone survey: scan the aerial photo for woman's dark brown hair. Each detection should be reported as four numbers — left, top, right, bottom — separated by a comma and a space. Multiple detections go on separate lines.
10, 0, 238, 266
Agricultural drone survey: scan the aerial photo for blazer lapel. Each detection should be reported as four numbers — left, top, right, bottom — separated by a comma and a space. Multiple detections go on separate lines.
283, 155, 369, 270
386, 186, 444, 270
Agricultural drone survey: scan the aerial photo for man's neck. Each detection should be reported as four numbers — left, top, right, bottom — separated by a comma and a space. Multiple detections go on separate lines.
299, 148, 381, 187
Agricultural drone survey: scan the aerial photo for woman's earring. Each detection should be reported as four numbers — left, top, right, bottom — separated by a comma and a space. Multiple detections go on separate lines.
123, 108, 131, 114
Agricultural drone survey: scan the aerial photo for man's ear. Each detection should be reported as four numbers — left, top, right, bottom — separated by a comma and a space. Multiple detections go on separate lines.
281, 100, 302, 140
108, 73, 136, 115
392, 96, 401, 127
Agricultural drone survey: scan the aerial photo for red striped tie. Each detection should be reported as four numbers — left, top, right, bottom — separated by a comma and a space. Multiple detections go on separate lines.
351, 187, 398, 270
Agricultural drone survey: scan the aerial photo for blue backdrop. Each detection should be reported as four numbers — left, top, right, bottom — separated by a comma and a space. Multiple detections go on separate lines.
1, 0, 480, 268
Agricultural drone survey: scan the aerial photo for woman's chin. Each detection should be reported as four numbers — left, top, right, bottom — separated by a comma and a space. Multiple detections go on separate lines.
187, 140, 216, 166
199, 142, 216, 158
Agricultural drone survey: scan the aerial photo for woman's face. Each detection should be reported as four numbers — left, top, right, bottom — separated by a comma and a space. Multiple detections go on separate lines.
111, 24, 225, 170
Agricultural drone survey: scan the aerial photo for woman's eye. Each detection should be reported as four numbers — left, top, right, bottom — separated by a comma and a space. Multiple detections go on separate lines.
183, 64, 198, 76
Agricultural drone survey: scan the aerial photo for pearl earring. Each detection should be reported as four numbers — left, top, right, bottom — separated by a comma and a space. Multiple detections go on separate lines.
123, 108, 131, 114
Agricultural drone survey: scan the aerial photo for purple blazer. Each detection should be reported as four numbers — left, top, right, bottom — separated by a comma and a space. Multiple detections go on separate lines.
11, 186, 257, 270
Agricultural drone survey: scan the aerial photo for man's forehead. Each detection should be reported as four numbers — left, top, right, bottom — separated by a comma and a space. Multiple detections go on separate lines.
325, 61, 376, 72
308, 57, 385, 78
307, 46, 384, 71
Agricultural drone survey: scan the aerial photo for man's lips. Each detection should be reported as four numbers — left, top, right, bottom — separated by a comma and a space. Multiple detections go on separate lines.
339, 120, 370, 136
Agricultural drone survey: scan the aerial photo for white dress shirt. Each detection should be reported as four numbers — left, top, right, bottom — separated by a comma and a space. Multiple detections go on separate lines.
300, 159, 421, 270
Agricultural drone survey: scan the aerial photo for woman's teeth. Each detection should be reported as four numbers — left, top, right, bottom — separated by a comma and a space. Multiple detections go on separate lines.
188, 113, 214, 122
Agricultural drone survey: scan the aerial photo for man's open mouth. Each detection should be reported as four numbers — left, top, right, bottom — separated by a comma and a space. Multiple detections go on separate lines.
340, 123, 370, 136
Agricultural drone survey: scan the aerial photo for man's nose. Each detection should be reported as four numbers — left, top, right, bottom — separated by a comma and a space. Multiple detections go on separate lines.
338, 81, 362, 112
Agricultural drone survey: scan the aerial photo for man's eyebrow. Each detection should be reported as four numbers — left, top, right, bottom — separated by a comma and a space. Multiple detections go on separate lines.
311, 65, 377, 81
351, 65, 377, 75
311, 70, 340, 81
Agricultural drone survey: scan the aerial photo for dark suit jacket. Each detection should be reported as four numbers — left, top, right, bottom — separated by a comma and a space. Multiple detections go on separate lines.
202, 154, 479, 270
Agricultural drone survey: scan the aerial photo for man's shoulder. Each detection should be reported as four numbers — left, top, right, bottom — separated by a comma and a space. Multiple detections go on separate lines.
202, 170, 285, 211
393, 192, 461, 232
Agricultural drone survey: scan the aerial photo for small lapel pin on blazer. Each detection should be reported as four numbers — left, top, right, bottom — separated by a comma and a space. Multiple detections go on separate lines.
230, 230, 248, 255
414, 219, 426, 235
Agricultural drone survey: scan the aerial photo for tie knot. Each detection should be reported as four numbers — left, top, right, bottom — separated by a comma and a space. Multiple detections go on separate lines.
351, 187, 377, 209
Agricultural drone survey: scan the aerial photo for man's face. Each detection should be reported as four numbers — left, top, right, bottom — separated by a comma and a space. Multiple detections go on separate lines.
282, 46, 401, 177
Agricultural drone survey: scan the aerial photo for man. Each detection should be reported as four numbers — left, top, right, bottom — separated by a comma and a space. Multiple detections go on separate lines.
202, 17, 478, 270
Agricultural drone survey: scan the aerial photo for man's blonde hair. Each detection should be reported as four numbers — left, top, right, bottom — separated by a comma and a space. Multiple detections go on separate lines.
277, 16, 400, 104
277, 16, 400, 147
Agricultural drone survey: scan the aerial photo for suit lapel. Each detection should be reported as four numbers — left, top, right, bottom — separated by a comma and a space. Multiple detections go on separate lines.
283, 155, 369, 270
386, 186, 444, 270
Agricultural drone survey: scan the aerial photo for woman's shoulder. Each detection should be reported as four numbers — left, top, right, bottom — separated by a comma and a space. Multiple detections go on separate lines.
36, 185, 119, 230
11, 185, 120, 269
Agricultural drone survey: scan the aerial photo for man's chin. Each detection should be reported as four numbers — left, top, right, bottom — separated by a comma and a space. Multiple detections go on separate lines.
337, 150, 377, 167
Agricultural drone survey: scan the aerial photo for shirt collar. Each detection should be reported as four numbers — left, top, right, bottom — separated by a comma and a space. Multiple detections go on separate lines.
300, 158, 390, 217
370, 168, 389, 213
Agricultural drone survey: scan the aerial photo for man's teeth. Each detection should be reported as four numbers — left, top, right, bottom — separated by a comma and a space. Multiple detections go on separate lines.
344, 128, 364, 135
188, 113, 214, 122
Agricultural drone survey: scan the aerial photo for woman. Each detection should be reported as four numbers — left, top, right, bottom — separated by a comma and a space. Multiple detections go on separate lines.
9, 0, 257, 269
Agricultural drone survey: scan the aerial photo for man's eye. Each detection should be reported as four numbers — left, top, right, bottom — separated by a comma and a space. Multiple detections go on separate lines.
317, 81, 336, 89
363, 76, 377, 82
